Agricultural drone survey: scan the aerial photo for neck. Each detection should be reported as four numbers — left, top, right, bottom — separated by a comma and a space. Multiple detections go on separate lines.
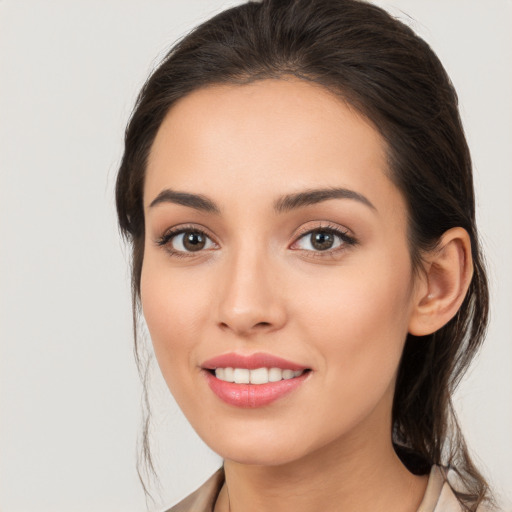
215, 403, 428, 512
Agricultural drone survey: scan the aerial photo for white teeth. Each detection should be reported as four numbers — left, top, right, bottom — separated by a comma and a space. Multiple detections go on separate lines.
214, 367, 305, 384
268, 367, 282, 382
224, 367, 234, 381
233, 368, 250, 384
250, 367, 269, 384
282, 369, 294, 380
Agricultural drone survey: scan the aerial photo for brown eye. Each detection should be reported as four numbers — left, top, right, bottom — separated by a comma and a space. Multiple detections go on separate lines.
159, 229, 216, 254
181, 231, 207, 251
292, 227, 356, 253
310, 231, 335, 251
296, 229, 340, 251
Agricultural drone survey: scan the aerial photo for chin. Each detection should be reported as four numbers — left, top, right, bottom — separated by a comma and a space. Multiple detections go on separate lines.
218, 444, 304, 467
198, 422, 320, 467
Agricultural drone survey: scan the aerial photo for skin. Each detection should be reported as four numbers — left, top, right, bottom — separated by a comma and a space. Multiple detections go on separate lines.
140, 78, 472, 512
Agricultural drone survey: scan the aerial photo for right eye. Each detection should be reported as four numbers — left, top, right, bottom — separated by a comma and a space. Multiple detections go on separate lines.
157, 228, 217, 256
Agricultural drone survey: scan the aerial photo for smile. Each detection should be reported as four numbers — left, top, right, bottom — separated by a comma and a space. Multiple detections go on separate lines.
214, 367, 305, 384
201, 352, 311, 408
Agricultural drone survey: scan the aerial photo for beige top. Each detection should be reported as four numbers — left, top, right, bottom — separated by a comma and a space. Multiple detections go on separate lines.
166, 465, 488, 512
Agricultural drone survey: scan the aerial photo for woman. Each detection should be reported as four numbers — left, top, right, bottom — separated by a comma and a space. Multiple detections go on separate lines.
115, 0, 495, 510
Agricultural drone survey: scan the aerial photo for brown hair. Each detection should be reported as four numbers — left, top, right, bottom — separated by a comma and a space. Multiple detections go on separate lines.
116, 0, 491, 508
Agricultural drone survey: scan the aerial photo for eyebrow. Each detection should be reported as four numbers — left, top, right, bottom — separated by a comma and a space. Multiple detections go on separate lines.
148, 187, 376, 214
273, 187, 376, 213
149, 189, 221, 214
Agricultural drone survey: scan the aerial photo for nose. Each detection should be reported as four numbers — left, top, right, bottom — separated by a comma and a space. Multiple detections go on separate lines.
215, 248, 287, 337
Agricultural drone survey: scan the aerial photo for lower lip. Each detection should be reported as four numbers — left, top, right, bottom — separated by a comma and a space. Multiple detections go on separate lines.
204, 370, 310, 408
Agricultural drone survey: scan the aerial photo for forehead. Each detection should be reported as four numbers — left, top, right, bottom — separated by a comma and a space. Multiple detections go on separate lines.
144, 78, 402, 217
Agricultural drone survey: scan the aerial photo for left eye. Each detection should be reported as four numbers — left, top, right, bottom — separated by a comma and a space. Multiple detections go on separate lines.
293, 229, 349, 251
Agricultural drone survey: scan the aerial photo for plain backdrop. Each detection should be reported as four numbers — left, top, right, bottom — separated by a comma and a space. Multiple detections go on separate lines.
1, 1, 511, 511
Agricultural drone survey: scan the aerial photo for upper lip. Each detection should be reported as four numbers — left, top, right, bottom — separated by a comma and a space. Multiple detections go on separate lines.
202, 352, 309, 371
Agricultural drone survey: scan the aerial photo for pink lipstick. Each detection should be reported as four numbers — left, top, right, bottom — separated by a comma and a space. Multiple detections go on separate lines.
201, 352, 311, 408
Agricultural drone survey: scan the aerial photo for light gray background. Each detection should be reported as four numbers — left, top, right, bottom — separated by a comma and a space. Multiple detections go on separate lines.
1, 1, 511, 511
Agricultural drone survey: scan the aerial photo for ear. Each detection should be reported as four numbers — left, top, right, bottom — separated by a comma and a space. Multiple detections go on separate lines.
408, 227, 473, 336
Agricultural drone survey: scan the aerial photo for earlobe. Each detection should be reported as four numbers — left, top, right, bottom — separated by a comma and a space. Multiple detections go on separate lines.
408, 227, 473, 336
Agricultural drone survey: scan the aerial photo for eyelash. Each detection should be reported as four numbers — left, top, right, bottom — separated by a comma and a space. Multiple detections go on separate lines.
155, 222, 357, 259
292, 223, 357, 258
155, 224, 217, 259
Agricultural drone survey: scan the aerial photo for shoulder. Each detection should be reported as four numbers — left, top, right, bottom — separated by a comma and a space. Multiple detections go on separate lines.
165, 468, 225, 512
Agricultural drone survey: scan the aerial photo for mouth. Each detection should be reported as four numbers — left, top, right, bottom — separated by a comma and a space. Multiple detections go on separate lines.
201, 353, 312, 408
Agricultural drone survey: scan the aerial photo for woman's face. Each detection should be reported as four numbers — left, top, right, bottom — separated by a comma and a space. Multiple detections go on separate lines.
141, 78, 420, 466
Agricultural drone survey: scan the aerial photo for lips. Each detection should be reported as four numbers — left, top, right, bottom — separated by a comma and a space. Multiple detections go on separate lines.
201, 352, 311, 408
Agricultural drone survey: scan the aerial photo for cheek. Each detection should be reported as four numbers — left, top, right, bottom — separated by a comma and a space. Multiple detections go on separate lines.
296, 259, 414, 388
283, 267, 414, 446
140, 257, 211, 367
139, 258, 219, 420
